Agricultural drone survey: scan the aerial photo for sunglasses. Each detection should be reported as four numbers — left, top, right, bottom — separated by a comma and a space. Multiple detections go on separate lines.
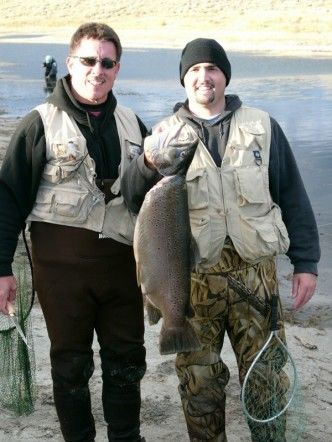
70, 55, 118, 69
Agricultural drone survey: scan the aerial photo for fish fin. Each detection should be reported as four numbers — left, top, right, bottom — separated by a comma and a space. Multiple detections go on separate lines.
145, 298, 162, 325
159, 320, 202, 355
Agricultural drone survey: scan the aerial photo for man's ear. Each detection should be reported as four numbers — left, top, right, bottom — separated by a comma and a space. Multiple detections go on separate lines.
66, 56, 74, 75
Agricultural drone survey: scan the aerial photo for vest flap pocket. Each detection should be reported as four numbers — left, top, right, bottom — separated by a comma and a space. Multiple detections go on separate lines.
57, 158, 86, 181
236, 206, 290, 262
235, 167, 268, 205
235, 122, 266, 150
52, 189, 91, 219
246, 219, 278, 243
186, 168, 209, 210
189, 210, 210, 263
242, 209, 289, 247
32, 188, 90, 220
186, 168, 205, 181
42, 164, 61, 183
43, 158, 86, 183
239, 121, 265, 136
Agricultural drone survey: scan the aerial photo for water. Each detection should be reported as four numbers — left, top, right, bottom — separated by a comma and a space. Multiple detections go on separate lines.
1, 41, 331, 127
0, 40, 332, 265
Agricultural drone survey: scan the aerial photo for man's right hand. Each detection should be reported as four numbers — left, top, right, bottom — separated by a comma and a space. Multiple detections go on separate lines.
0, 276, 17, 315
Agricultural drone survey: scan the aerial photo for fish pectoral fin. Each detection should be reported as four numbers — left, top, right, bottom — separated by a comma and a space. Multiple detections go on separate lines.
145, 298, 162, 325
159, 320, 202, 355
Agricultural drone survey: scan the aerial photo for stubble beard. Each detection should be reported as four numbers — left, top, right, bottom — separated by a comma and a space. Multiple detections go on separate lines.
194, 84, 216, 105
195, 90, 215, 105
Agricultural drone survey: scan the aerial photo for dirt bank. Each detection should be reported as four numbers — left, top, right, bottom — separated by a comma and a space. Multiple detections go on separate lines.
0, 0, 331, 55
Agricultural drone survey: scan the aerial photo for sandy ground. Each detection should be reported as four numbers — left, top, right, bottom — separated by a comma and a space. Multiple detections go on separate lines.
0, 1, 332, 438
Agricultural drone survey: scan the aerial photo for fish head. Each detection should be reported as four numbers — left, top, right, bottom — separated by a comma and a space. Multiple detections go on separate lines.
144, 122, 198, 175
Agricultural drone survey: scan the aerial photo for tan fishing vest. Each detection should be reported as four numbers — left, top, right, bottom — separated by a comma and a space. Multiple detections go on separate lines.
163, 106, 290, 269
27, 102, 143, 245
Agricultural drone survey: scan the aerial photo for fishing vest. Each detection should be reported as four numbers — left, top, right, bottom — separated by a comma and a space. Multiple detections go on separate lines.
26, 102, 143, 245
164, 106, 290, 269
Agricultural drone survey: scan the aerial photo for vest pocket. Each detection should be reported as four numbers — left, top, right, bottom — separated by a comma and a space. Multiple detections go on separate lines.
53, 190, 91, 221
43, 157, 87, 184
236, 206, 290, 262
186, 169, 211, 263
189, 211, 210, 263
42, 164, 62, 183
234, 167, 269, 205
186, 168, 209, 209
33, 187, 94, 224
32, 189, 53, 215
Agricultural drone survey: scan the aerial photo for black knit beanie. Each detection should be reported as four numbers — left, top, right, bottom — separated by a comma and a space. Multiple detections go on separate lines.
179, 38, 231, 86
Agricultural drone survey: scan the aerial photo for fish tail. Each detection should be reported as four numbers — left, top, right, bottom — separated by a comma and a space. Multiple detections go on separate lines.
159, 320, 202, 355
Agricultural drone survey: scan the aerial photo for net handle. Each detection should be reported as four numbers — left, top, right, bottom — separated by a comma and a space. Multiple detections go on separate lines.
22, 228, 35, 320
0, 227, 35, 333
270, 294, 279, 332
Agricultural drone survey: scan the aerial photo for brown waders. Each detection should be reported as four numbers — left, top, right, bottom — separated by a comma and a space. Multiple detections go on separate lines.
30, 222, 146, 442
175, 241, 287, 441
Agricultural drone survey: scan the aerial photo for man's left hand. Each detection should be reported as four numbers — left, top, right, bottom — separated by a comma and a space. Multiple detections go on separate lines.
292, 273, 317, 310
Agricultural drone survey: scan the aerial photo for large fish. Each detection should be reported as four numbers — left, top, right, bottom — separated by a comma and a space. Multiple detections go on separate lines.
133, 123, 201, 355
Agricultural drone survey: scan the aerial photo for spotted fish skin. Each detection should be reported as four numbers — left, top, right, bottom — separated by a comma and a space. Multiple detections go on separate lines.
134, 171, 201, 355
134, 123, 201, 354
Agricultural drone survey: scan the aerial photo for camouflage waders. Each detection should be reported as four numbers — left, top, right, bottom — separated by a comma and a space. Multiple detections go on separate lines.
175, 241, 287, 441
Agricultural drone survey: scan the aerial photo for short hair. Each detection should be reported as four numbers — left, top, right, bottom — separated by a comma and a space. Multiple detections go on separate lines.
69, 22, 122, 61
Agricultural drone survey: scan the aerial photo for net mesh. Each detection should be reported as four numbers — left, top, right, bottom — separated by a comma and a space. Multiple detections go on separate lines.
241, 308, 306, 441
0, 233, 36, 415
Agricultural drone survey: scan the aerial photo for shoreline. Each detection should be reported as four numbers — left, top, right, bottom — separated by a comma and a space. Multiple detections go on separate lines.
0, 28, 331, 58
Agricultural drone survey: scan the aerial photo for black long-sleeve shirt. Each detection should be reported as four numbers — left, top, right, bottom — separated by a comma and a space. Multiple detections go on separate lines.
121, 96, 320, 275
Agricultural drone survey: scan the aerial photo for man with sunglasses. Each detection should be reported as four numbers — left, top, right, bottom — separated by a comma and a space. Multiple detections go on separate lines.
0, 22, 148, 442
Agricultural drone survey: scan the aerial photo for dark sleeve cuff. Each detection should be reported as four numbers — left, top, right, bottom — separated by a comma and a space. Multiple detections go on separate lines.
293, 262, 318, 276
0, 263, 13, 277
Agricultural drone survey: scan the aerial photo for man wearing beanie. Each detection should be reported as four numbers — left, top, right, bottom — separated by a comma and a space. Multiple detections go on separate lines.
122, 38, 320, 441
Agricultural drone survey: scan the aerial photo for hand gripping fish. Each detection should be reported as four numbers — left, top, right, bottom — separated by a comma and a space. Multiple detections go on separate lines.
133, 123, 202, 355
